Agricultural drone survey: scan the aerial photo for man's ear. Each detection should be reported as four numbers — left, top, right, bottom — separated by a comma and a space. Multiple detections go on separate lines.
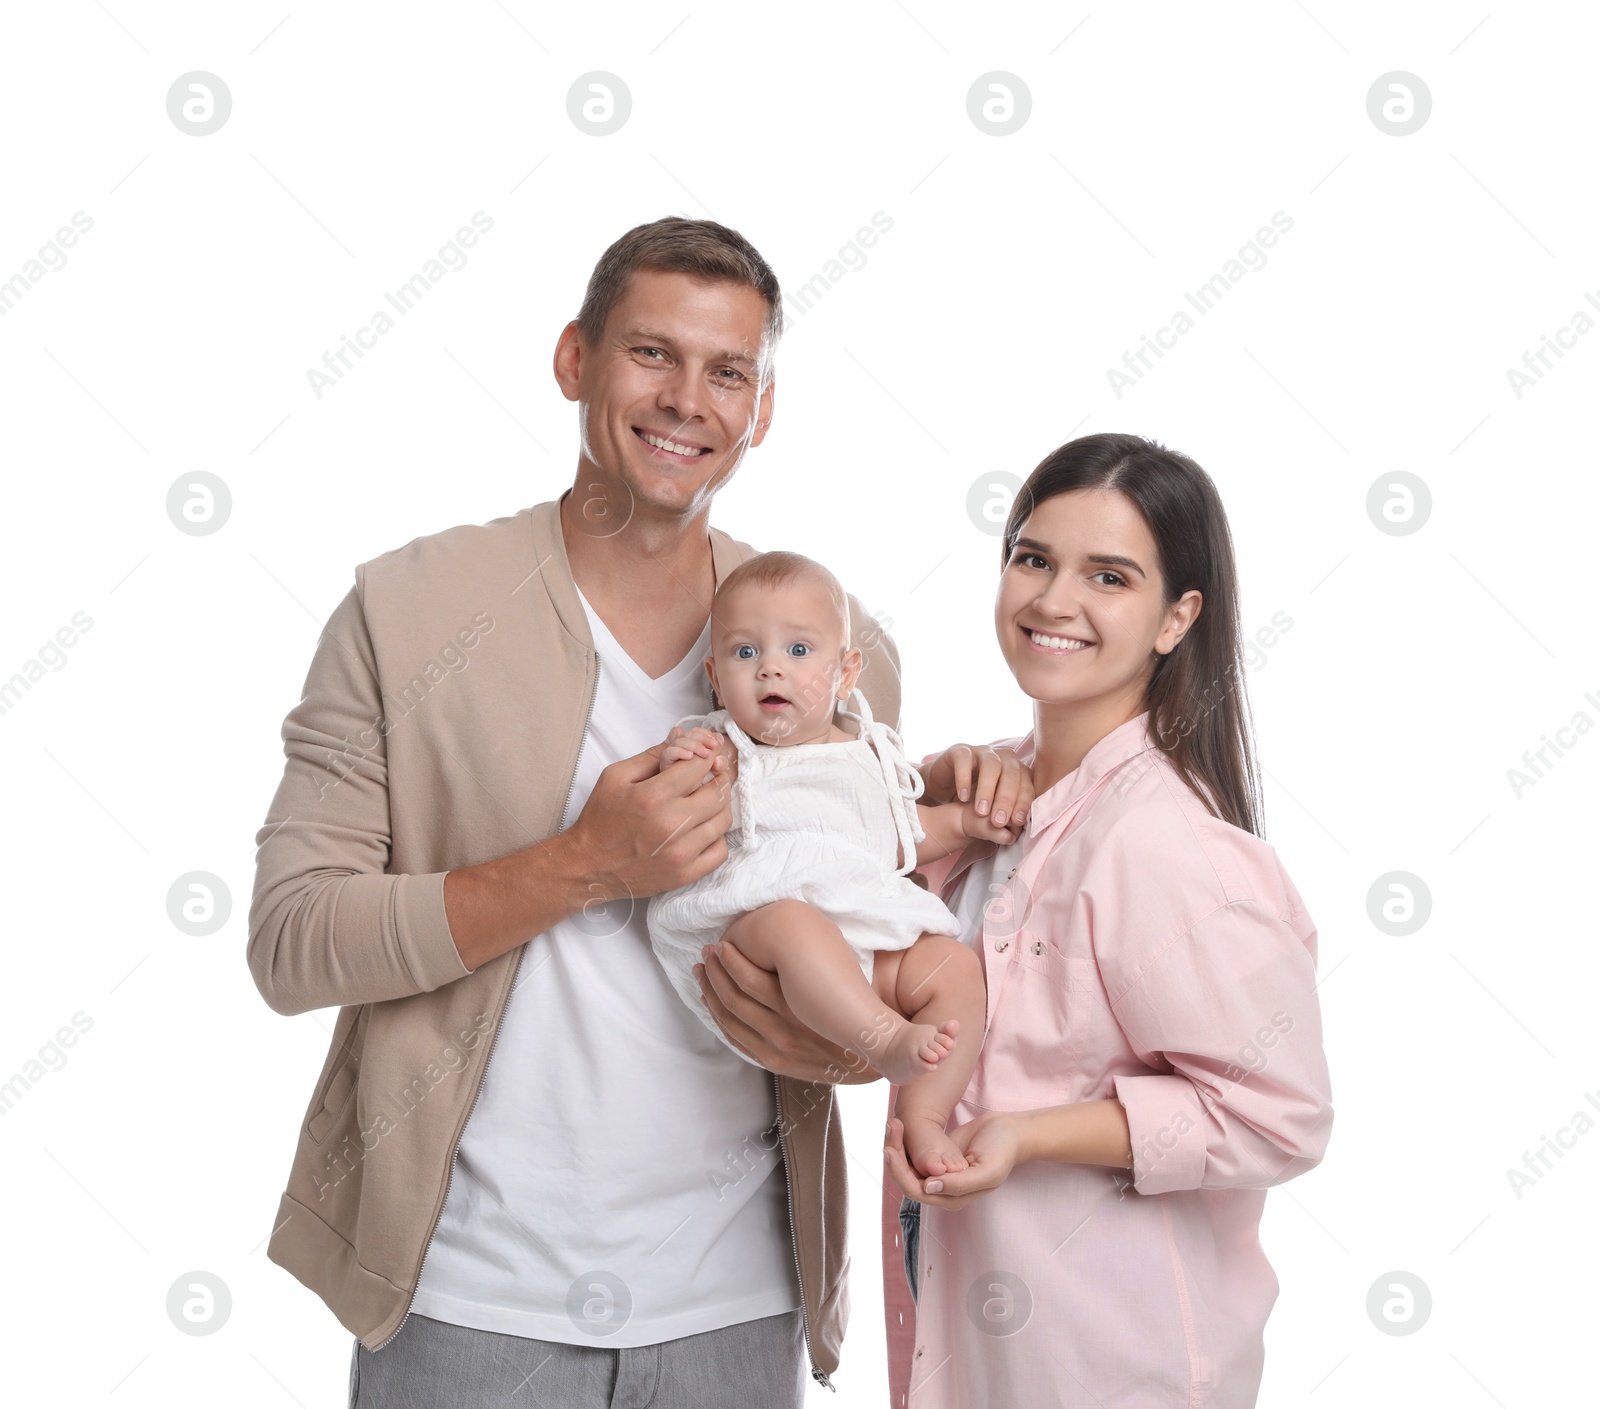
750, 375, 776, 448
553, 321, 584, 403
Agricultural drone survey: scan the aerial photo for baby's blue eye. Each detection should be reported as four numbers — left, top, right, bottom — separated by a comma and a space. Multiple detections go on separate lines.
735, 645, 757, 660
788, 643, 810, 657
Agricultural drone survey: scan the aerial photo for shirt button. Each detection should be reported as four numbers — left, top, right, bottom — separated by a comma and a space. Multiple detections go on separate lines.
1032, 941, 1044, 955
994, 938, 1009, 952
916, 1346, 924, 1358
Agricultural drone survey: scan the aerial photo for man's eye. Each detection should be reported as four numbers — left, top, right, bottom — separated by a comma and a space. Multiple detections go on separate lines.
717, 368, 746, 381
636, 347, 665, 360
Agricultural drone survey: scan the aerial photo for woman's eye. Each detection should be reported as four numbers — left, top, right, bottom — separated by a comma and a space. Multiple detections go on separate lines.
735, 645, 756, 659
1092, 571, 1126, 588
1015, 551, 1048, 570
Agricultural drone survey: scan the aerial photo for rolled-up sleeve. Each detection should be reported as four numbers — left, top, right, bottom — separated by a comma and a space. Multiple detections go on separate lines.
247, 582, 471, 1015
1109, 899, 1333, 1195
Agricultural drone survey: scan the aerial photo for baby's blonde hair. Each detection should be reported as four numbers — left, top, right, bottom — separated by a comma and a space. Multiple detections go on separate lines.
714, 550, 851, 647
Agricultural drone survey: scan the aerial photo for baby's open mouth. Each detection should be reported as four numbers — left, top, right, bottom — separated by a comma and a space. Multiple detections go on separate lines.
759, 693, 789, 708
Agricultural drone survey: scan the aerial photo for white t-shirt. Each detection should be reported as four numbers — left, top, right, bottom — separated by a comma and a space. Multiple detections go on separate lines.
947, 837, 1028, 948
410, 590, 800, 1345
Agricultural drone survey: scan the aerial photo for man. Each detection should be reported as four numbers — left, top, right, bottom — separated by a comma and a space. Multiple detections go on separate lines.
248, 217, 902, 1406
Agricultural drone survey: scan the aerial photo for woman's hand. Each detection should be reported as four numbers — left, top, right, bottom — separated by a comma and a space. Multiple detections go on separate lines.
695, 940, 881, 1086
884, 1111, 1024, 1209
919, 744, 1034, 829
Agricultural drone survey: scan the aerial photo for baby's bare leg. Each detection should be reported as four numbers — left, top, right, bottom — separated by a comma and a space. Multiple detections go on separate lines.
720, 901, 958, 1086
874, 936, 987, 1178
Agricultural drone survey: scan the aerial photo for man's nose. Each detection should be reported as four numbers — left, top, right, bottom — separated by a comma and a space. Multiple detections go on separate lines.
659, 363, 707, 422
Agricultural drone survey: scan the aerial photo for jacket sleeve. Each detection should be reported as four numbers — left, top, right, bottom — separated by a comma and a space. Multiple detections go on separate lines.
1109, 898, 1334, 1194
247, 582, 472, 1015
848, 593, 902, 732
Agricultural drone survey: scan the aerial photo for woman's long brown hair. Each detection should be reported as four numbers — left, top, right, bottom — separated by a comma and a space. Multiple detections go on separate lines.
1002, 433, 1263, 836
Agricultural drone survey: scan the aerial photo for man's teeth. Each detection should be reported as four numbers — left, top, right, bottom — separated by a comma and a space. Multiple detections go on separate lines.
642, 431, 703, 457
1029, 629, 1089, 651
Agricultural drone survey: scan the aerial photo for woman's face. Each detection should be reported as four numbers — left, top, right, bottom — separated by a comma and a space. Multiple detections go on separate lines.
995, 488, 1200, 712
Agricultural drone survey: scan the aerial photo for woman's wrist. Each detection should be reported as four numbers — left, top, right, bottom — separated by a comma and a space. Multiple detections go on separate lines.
1013, 1100, 1135, 1170
1010, 1109, 1046, 1166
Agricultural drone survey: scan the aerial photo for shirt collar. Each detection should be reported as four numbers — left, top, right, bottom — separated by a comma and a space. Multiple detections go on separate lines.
1022, 711, 1157, 835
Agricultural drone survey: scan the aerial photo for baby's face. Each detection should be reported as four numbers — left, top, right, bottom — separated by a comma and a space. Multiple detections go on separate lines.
705, 578, 862, 746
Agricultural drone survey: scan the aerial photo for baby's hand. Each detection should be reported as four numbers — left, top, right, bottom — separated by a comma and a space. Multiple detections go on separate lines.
959, 798, 1023, 846
658, 726, 735, 776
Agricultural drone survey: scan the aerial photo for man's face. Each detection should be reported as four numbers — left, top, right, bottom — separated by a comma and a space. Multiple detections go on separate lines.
557, 268, 775, 523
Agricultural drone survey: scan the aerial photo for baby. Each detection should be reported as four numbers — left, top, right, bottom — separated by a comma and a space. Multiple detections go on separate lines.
646, 550, 1019, 1178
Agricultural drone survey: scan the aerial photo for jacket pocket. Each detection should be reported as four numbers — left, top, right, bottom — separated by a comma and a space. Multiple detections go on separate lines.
304, 1008, 366, 1144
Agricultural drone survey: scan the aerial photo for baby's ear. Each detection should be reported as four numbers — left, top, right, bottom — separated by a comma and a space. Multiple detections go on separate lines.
838, 646, 865, 697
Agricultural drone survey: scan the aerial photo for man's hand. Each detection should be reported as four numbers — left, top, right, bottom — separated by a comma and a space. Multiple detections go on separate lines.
695, 940, 882, 1085
918, 744, 1034, 829
564, 746, 736, 903
444, 746, 733, 971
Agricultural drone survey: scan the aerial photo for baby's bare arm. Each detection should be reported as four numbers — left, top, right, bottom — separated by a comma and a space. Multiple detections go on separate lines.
913, 799, 1019, 865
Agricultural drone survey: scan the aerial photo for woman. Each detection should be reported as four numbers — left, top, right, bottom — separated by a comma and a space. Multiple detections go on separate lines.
882, 433, 1334, 1408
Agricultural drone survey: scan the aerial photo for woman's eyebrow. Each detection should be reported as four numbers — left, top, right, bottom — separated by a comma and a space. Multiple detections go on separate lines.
1087, 554, 1146, 578
1013, 538, 1147, 579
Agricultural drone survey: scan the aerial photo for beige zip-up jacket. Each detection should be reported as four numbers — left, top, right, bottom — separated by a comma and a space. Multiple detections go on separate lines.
247, 493, 902, 1387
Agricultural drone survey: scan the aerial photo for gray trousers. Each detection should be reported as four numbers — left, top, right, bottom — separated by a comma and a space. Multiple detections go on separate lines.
349, 1310, 807, 1408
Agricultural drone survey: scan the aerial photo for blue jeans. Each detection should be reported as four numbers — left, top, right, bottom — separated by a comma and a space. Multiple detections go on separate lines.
899, 1195, 922, 1303
350, 1310, 806, 1408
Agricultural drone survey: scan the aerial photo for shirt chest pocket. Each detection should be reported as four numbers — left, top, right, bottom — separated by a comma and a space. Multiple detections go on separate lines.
969, 927, 1096, 1111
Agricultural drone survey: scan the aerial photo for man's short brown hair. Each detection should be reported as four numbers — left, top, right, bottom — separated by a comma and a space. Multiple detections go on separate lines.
575, 217, 783, 385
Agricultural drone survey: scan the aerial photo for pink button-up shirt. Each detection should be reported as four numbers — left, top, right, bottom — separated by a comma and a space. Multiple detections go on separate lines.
883, 714, 1333, 1409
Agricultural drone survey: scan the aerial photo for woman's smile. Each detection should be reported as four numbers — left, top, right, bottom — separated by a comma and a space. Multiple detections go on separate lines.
1021, 626, 1094, 655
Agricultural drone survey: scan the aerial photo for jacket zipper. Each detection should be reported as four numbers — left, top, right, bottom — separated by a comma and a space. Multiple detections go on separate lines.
374, 653, 601, 1352
775, 1075, 834, 1390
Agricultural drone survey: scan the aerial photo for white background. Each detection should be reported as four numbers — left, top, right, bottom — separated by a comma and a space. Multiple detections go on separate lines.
2, 2, 1595, 1405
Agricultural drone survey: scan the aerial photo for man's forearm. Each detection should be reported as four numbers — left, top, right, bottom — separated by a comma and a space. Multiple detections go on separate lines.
444, 830, 590, 971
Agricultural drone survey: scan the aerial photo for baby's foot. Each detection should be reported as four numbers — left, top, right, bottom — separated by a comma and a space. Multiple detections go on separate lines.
875, 1018, 960, 1087
901, 1110, 969, 1178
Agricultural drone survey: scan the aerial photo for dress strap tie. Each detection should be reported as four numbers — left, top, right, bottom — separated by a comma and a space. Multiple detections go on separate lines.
839, 686, 924, 877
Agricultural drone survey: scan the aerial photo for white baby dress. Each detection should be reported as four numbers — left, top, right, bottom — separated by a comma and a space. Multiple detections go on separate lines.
646, 685, 961, 1063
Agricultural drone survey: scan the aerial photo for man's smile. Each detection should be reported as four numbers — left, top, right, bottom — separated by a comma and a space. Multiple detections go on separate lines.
634, 426, 713, 462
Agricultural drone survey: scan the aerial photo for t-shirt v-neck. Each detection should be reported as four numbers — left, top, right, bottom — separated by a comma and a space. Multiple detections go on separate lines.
575, 585, 712, 695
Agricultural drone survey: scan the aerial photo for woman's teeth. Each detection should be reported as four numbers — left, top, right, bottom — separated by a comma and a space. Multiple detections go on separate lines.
1028, 629, 1089, 651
